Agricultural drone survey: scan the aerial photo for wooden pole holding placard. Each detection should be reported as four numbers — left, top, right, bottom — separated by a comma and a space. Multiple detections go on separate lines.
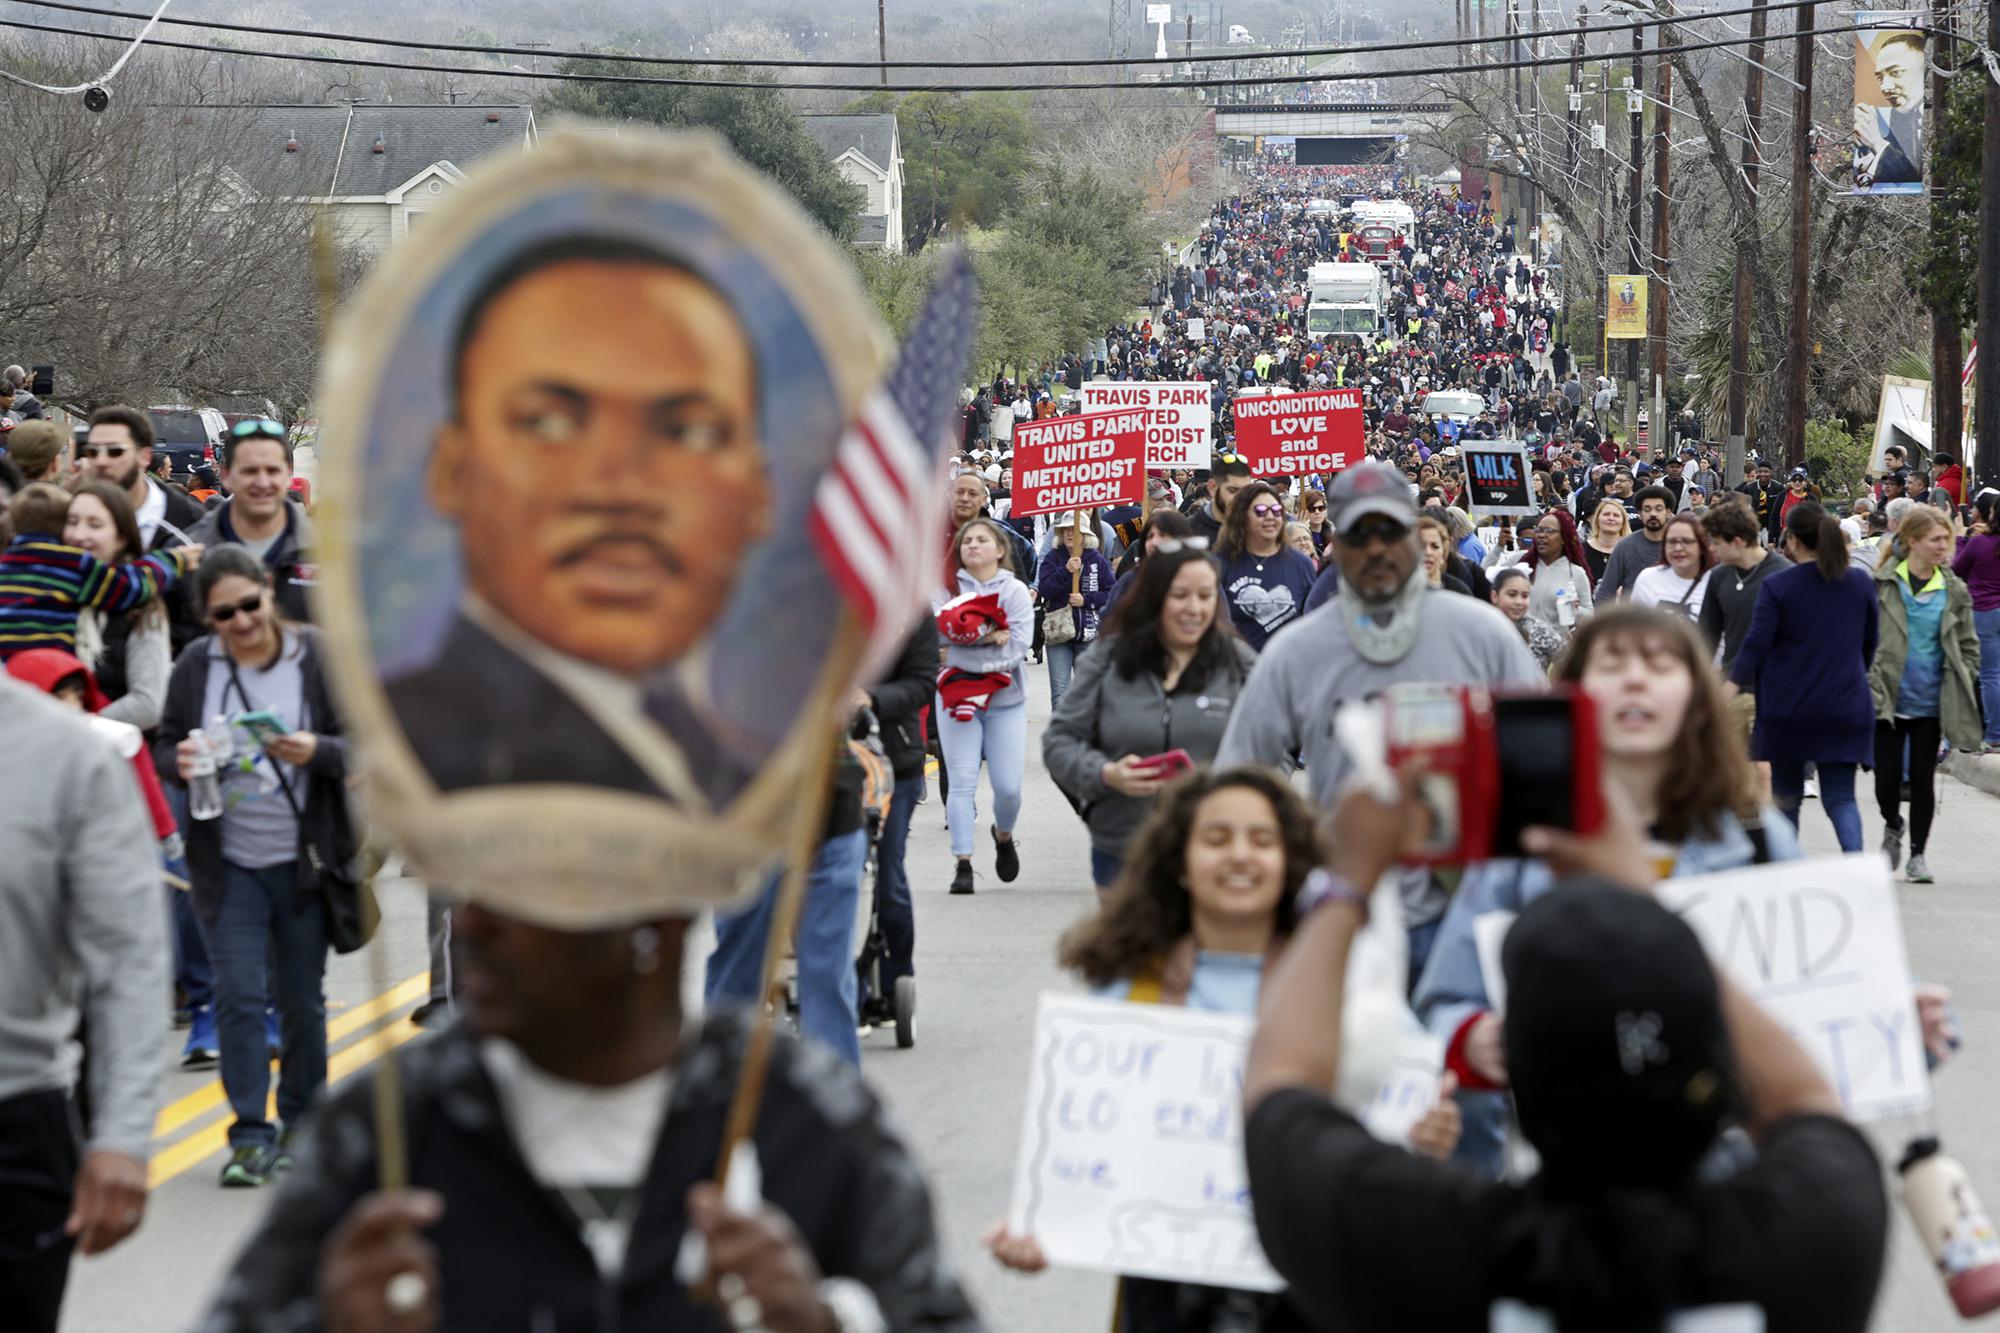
1070, 509, 1086, 601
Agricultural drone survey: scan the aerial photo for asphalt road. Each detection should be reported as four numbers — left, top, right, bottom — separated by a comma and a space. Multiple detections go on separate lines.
59, 661, 2000, 1332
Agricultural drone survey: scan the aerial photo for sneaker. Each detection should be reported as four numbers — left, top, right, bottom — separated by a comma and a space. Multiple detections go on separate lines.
1906, 854, 1933, 884
220, 1144, 273, 1188
993, 828, 1020, 883
271, 1129, 297, 1174
181, 1006, 219, 1070
1803, 777, 1819, 800
409, 997, 451, 1030
1883, 820, 1904, 872
950, 860, 975, 895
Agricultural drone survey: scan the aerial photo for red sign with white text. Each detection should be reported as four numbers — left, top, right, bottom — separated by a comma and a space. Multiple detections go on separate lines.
1010, 411, 1148, 517
1232, 389, 1365, 478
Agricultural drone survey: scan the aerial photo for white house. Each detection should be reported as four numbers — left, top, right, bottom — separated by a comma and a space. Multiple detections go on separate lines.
800, 114, 905, 253
197, 104, 539, 255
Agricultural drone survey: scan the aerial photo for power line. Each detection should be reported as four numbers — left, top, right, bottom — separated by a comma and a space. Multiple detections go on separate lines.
0, 0, 169, 94
2, 0, 1835, 72
0, 11, 1914, 96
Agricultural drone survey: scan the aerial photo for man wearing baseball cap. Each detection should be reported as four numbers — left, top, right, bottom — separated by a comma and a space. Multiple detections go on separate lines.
1243, 780, 1887, 1332
1217, 461, 1542, 974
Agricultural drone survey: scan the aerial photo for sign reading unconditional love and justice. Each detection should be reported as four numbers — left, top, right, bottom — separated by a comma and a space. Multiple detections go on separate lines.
1232, 388, 1365, 478
1010, 411, 1147, 517
1006, 995, 1283, 1292
1079, 380, 1212, 470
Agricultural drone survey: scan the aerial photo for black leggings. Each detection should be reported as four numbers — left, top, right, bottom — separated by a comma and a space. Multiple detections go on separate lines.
1875, 716, 1942, 853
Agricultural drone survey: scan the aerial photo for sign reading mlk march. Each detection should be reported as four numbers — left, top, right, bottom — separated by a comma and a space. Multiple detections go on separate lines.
1010, 411, 1147, 518
1461, 441, 1537, 515
1233, 389, 1365, 479
1006, 995, 1282, 1291
1655, 854, 1931, 1121
1080, 380, 1212, 470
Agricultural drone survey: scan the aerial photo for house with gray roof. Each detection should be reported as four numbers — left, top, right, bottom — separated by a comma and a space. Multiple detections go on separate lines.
800, 113, 905, 253
197, 104, 539, 254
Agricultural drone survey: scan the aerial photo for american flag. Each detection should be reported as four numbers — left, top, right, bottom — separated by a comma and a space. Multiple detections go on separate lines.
808, 247, 977, 681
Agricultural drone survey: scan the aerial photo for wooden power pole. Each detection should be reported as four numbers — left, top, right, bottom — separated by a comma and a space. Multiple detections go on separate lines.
1980, 0, 2000, 494
1782, 1, 1815, 471
1649, 0, 1673, 454
1725, 0, 1767, 485
1625, 20, 1645, 447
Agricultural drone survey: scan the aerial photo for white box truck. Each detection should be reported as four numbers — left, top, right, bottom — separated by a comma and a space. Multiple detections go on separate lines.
1306, 261, 1386, 342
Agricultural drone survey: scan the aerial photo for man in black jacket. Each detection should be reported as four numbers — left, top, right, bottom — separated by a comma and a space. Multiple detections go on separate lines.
856, 616, 938, 1027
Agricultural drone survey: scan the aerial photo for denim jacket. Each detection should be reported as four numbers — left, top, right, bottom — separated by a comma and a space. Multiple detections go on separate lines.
1411, 807, 1800, 1176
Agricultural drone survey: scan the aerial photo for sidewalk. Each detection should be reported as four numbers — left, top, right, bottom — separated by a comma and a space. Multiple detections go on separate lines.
1942, 748, 2000, 799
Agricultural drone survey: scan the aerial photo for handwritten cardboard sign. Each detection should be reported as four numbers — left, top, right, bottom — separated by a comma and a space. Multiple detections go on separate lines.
1461, 441, 1537, 515
1080, 380, 1212, 470
1233, 389, 1364, 480
1011, 411, 1147, 517
1657, 853, 1931, 1120
1006, 995, 1283, 1292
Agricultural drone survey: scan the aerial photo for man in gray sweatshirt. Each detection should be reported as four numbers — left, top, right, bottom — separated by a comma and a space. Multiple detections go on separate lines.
0, 676, 167, 1326
1593, 485, 1673, 601
1216, 462, 1543, 975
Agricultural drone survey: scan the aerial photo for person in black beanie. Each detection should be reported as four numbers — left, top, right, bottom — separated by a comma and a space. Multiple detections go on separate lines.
1241, 779, 1888, 1333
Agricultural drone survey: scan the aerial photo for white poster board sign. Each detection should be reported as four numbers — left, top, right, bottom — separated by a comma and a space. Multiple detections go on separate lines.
1006, 994, 1282, 1291
1656, 853, 1930, 1120
1081, 380, 1212, 470
1186, 317, 1207, 343
1474, 857, 1930, 1123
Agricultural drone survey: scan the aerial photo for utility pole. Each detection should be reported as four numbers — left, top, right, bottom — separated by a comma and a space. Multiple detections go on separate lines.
1979, 0, 2000, 494
1527, 0, 1543, 266
1927, 0, 1960, 467
1725, 0, 1767, 486
877, 0, 888, 86
1648, 0, 1673, 455
1566, 7, 1587, 177
1782, 2, 1816, 471
519, 40, 550, 77
1625, 20, 1645, 448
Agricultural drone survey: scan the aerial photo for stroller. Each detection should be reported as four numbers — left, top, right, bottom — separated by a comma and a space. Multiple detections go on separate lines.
850, 712, 916, 1048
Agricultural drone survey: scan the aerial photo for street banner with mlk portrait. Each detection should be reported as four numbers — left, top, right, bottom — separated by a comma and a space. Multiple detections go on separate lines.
1605, 275, 1647, 339
1852, 13, 1926, 195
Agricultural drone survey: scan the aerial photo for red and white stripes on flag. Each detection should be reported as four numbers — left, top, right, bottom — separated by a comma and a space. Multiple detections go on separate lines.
807, 390, 948, 680
1965, 339, 1978, 390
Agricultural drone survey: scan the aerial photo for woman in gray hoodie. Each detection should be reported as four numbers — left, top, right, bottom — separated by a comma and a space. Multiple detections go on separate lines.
1043, 547, 1255, 892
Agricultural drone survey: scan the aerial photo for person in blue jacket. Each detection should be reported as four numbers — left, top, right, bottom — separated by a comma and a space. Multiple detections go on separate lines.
1414, 606, 1799, 1175
1035, 511, 1114, 711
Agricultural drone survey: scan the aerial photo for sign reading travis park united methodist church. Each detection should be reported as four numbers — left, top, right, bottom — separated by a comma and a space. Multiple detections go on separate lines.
1011, 410, 1147, 517
1080, 380, 1212, 470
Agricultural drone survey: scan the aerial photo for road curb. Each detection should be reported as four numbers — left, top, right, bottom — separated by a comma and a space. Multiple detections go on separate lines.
1943, 749, 2000, 799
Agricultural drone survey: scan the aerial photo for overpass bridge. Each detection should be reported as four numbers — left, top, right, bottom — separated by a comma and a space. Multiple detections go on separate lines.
1211, 102, 1447, 164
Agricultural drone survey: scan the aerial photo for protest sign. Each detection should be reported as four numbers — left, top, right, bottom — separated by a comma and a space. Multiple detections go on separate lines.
1010, 411, 1147, 518
1356, 1030, 1445, 1147
1081, 380, 1212, 470
1461, 441, 1537, 515
1475, 857, 1930, 1122
1232, 389, 1364, 479
1006, 994, 1283, 1292
1656, 853, 1930, 1120
1186, 317, 1206, 342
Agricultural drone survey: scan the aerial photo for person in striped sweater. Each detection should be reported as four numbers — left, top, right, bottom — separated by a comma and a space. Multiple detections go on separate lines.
0, 483, 200, 660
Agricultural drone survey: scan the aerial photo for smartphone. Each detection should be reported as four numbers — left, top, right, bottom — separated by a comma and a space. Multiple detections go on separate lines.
1489, 695, 1604, 858
1136, 748, 1194, 779
233, 709, 289, 746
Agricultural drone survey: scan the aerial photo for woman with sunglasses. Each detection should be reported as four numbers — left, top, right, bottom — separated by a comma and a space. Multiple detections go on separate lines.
1215, 482, 1317, 652
155, 546, 356, 1189
1496, 506, 1594, 630
1299, 488, 1332, 556
63, 481, 171, 729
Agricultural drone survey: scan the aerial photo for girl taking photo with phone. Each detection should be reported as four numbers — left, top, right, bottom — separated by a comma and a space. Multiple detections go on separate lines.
1044, 546, 1255, 892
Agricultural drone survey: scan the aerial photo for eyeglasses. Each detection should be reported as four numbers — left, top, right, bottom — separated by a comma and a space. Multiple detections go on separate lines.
208, 593, 264, 623
1153, 536, 1211, 554
1307, 503, 1327, 513
1249, 502, 1284, 518
1337, 520, 1410, 547
79, 444, 130, 460
227, 418, 285, 442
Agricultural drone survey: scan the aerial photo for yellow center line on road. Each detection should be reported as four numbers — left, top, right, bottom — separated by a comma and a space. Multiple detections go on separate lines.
150, 973, 429, 1142
148, 1015, 428, 1189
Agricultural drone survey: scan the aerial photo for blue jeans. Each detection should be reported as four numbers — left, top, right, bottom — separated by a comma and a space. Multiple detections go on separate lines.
938, 698, 1026, 859
708, 828, 867, 1067
163, 785, 211, 1009
202, 860, 328, 1147
1976, 607, 2000, 744
1770, 760, 1863, 853
1046, 640, 1079, 711
872, 776, 923, 995
1090, 847, 1124, 892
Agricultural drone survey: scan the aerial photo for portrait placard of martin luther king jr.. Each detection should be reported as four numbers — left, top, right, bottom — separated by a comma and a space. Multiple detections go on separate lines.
314, 131, 887, 881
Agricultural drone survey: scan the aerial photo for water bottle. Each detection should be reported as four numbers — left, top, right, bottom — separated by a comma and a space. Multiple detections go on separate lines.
1899, 1137, 2000, 1317
187, 728, 224, 821
1554, 584, 1577, 628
